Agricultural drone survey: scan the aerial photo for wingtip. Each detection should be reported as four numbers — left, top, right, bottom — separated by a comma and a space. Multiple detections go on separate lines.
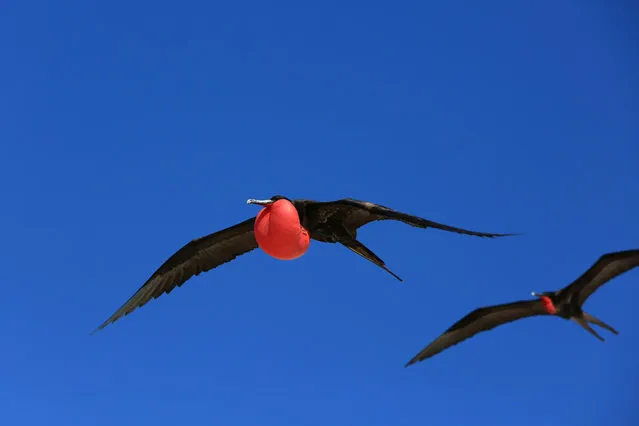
493, 232, 523, 238
404, 358, 418, 368
89, 321, 109, 336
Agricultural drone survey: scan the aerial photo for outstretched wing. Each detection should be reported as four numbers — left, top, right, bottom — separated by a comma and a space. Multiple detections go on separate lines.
309, 198, 516, 238
559, 249, 639, 306
405, 299, 548, 366
93, 217, 258, 332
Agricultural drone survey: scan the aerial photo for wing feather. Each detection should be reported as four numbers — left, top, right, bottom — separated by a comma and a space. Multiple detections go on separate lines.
93, 217, 258, 332
315, 198, 516, 237
405, 299, 548, 366
559, 249, 639, 306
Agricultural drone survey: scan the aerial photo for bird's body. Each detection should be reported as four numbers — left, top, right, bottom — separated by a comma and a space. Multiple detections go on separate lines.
93, 194, 515, 332
405, 249, 639, 367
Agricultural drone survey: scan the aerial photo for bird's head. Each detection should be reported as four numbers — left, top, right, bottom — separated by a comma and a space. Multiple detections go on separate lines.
531, 291, 557, 315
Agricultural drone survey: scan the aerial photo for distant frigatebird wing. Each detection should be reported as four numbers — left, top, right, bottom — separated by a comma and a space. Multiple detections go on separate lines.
405, 299, 549, 366
313, 198, 516, 238
93, 217, 258, 333
558, 249, 639, 307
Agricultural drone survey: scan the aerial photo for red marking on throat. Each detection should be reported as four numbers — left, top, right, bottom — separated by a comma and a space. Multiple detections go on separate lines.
540, 296, 557, 315
254, 199, 310, 260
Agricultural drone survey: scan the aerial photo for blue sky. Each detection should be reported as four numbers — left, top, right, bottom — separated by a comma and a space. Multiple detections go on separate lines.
1, 1, 638, 425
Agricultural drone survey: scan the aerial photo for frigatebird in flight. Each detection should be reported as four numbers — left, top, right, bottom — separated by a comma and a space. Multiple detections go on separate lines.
405, 249, 639, 367
93, 195, 515, 332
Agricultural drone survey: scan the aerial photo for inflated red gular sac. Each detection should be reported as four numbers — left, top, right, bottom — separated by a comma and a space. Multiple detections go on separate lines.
539, 295, 557, 315
250, 198, 310, 260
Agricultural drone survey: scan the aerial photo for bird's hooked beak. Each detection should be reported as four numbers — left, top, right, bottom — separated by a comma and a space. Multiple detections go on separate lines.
531, 292, 541, 298
247, 198, 274, 206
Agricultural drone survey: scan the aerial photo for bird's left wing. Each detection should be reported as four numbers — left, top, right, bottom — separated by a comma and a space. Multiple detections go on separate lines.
321, 198, 516, 238
559, 249, 639, 306
405, 299, 548, 366
92, 217, 258, 333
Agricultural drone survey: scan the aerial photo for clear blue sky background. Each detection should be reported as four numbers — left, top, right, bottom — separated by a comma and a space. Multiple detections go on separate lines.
1, 1, 638, 425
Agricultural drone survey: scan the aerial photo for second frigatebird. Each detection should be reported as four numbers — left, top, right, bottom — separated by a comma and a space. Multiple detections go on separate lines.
404, 249, 639, 367
93, 195, 515, 332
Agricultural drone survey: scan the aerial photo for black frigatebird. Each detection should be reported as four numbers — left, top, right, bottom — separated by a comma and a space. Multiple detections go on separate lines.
93, 195, 515, 332
405, 249, 639, 367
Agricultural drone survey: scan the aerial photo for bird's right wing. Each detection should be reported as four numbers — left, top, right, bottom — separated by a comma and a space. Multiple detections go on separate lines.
405, 299, 548, 366
559, 249, 639, 307
321, 198, 516, 238
93, 217, 258, 333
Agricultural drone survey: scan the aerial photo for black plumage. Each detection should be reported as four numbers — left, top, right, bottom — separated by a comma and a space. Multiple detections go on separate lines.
405, 249, 639, 367
285, 196, 516, 282
93, 195, 515, 332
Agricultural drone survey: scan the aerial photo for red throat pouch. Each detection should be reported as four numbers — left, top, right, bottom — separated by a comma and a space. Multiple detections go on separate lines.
540, 296, 557, 314
254, 199, 310, 260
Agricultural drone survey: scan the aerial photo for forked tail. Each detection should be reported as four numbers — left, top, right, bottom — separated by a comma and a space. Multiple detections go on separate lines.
571, 316, 605, 341
583, 312, 619, 335
340, 238, 403, 282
